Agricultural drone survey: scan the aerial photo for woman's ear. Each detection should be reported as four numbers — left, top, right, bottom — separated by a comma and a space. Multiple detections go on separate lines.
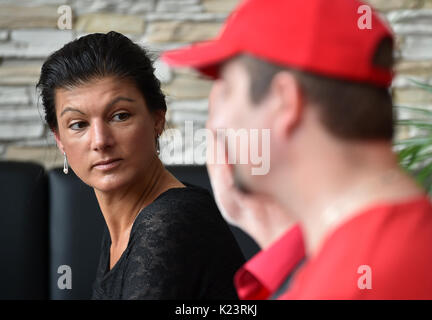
153, 110, 166, 135
53, 129, 65, 154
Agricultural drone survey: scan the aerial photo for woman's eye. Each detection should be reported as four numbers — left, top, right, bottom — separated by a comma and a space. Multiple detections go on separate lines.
112, 112, 130, 122
69, 121, 87, 130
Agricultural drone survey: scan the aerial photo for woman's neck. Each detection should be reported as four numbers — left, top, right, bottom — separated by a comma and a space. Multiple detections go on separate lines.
96, 156, 184, 246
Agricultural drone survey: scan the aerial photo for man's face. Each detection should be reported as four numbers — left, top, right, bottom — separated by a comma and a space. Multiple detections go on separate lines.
207, 58, 272, 194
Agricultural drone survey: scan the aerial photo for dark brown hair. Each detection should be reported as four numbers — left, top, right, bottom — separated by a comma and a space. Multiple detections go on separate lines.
37, 31, 167, 133
237, 37, 395, 141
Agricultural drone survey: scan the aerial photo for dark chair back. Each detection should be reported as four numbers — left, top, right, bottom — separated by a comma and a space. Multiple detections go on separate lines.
48, 168, 105, 300
0, 161, 49, 299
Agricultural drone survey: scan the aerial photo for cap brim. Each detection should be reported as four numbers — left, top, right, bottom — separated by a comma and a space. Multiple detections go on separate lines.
161, 39, 238, 79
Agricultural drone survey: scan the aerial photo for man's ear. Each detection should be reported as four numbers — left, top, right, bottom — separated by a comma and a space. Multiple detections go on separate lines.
270, 71, 304, 140
53, 129, 65, 154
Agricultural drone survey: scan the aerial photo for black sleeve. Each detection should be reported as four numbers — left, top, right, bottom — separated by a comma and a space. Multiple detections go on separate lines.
91, 226, 109, 299
121, 189, 245, 300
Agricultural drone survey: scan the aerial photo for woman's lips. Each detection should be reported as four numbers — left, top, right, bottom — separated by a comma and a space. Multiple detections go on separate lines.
93, 159, 122, 171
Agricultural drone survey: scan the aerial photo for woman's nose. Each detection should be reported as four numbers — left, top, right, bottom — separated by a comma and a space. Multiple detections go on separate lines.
90, 120, 114, 151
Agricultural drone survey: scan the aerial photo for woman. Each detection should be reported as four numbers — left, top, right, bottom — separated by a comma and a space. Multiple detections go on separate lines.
36, 31, 245, 299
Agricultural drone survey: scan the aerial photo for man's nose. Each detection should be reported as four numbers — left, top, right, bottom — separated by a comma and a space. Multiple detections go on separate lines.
90, 120, 114, 151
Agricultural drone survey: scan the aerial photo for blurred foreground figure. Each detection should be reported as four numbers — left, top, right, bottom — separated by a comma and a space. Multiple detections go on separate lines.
163, 0, 432, 299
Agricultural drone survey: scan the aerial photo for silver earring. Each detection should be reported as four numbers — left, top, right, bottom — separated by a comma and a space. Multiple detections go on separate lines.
156, 134, 160, 155
63, 151, 69, 174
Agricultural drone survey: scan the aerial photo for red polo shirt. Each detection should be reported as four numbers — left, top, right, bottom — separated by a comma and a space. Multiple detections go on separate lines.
280, 195, 432, 299
234, 224, 305, 300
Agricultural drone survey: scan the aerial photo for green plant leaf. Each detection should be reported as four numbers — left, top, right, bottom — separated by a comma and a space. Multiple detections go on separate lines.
394, 80, 432, 196
408, 79, 432, 94
395, 105, 432, 116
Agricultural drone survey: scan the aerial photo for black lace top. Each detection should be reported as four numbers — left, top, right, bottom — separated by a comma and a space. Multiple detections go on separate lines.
91, 184, 245, 300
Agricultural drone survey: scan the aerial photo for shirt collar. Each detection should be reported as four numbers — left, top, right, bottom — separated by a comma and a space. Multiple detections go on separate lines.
234, 224, 305, 300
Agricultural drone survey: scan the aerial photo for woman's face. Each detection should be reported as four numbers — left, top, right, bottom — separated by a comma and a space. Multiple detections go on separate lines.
53, 76, 165, 192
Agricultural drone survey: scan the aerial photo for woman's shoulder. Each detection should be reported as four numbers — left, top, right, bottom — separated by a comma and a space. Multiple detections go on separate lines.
155, 183, 218, 213
129, 183, 238, 254
158, 183, 215, 205
133, 183, 224, 231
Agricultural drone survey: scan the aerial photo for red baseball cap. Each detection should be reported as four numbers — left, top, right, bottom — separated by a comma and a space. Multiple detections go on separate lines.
162, 0, 394, 88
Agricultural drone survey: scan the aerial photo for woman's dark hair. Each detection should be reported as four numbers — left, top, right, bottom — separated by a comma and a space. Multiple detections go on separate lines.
37, 31, 167, 132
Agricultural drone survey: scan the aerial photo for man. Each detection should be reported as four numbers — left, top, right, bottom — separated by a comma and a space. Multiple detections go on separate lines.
203, 144, 305, 299
162, 0, 432, 299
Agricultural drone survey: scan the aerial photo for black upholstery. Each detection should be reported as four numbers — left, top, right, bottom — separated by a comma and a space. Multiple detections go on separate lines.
0, 161, 260, 300
48, 168, 105, 300
0, 161, 49, 299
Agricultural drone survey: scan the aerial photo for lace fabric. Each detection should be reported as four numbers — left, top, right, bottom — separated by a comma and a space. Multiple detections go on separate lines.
92, 184, 245, 300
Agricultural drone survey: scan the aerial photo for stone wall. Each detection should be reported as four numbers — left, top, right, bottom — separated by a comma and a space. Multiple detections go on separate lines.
366, 0, 432, 142
0, 0, 431, 168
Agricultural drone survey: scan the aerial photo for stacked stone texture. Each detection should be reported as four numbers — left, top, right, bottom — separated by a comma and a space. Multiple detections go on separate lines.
0, 0, 430, 167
